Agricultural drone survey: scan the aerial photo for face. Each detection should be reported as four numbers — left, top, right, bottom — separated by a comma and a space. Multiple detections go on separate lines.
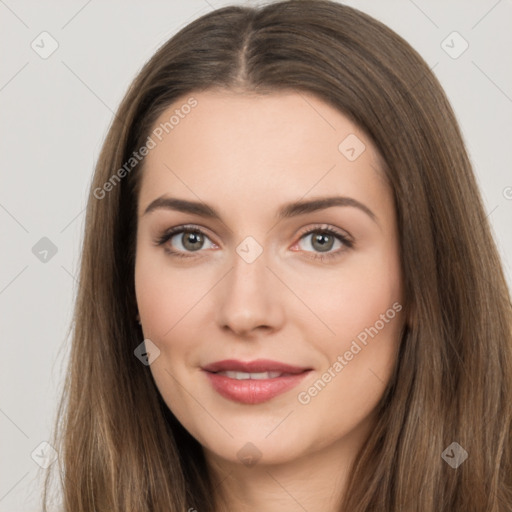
134, 89, 404, 469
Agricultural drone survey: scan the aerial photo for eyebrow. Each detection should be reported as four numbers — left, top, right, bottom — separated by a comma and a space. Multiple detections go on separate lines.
143, 195, 377, 224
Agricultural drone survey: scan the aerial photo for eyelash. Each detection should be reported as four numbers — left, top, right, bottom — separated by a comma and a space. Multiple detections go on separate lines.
154, 223, 354, 262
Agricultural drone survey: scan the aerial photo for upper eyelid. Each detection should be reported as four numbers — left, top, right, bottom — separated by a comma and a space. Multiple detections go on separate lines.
296, 224, 352, 241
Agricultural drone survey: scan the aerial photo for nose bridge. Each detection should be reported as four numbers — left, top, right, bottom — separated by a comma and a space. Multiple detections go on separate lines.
232, 239, 269, 291
215, 238, 284, 335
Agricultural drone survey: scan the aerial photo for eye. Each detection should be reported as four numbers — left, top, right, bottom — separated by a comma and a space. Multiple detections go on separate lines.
154, 224, 217, 258
293, 224, 353, 262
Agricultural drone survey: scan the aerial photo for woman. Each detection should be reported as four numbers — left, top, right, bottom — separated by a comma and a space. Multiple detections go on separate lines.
43, 1, 512, 510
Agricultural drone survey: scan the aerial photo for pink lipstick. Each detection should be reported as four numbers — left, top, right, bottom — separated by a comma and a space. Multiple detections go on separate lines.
202, 359, 312, 404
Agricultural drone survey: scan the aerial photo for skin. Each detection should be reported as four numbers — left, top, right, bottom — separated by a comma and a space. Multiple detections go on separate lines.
134, 89, 405, 512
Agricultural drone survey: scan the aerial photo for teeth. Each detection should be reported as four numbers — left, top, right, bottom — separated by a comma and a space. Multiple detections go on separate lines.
217, 371, 283, 380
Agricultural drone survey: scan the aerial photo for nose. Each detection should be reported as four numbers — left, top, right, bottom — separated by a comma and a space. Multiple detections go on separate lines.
215, 247, 285, 338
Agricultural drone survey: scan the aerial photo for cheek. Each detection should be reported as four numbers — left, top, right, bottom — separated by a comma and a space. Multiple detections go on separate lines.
134, 248, 207, 339
292, 241, 403, 350
292, 239, 403, 415
294, 275, 402, 442
310, 246, 403, 413
134, 250, 207, 416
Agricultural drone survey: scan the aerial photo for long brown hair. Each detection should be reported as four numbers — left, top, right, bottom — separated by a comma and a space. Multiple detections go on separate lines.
43, 1, 512, 510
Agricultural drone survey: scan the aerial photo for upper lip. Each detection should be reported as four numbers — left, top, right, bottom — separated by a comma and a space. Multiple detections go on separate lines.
202, 359, 311, 374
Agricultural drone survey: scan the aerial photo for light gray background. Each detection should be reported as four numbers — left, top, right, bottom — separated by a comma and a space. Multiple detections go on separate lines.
1, 1, 511, 510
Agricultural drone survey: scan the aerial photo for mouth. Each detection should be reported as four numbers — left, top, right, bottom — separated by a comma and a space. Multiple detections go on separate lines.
212, 370, 295, 379
201, 359, 313, 404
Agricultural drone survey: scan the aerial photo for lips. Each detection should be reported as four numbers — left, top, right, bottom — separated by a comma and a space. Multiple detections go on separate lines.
202, 359, 312, 404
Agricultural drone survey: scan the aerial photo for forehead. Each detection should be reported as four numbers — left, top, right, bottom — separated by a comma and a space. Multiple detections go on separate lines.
137, 89, 389, 218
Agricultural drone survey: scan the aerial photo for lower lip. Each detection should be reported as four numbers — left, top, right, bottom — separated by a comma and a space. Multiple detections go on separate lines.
203, 370, 311, 404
